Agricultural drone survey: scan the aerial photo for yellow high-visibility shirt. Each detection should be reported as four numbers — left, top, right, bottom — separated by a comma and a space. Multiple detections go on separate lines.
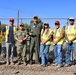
53, 27, 64, 45
65, 24, 76, 43
5, 26, 17, 42
41, 28, 53, 45
0, 31, 2, 44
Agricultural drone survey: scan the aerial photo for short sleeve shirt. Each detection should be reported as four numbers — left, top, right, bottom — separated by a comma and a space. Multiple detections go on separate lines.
15, 30, 28, 45
8, 26, 14, 43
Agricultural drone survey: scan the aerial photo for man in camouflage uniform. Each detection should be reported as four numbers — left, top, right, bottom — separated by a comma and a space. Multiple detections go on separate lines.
29, 16, 42, 64
15, 23, 28, 66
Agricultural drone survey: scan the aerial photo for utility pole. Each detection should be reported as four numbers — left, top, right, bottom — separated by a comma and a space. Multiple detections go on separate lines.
67, 18, 69, 25
17, 10, 19, 26
0, 21, 1, 29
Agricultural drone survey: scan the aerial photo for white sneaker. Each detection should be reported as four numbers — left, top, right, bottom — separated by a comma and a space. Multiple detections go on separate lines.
56, 64, 63, 68
52, 63, 58, 66
65, 64, 71, 67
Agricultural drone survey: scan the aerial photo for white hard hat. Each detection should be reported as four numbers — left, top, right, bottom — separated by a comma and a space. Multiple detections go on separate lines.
69, 17, 74, 20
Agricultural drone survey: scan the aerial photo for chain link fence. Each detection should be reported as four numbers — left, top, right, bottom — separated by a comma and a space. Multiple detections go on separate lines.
0, 18, 74, 27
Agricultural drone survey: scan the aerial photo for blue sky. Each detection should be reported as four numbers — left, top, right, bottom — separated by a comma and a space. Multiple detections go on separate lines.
0, 0, 76, 28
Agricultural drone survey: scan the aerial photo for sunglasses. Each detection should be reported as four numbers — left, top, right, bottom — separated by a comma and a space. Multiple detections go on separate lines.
10, 21, 14, 22
20, 25, 24, 27
69, 19, 74, 21
55, 23, 60, 25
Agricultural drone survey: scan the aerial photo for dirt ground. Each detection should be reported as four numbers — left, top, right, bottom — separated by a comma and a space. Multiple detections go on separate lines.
0, 62, 76, 75
0, 43, 76, 75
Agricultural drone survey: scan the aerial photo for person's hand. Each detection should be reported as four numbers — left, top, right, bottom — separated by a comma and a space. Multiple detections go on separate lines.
42, 40, 46, 45
0, 36, 2, 39
42, 42, 45, 45
68, 40, 73, 44
29, 32, 33, 36
53, 40, 57, 45
18, 40, 23, 44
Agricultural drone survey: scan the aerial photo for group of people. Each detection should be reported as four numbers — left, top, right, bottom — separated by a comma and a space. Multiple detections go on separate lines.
0, 16, 76, 68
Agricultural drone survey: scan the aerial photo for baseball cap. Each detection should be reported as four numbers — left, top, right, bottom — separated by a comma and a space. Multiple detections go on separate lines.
20, 23, 24, 26
9, 18, 14, 22
44, 22, 49, 27
33, 16, 38, 19
55, 20, 60, 25
44, 22, 49, 25
69, 17, 75, 21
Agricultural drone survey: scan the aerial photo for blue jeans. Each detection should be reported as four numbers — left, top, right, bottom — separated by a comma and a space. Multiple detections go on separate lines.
6, 43, 14, 62
66, 43, 76, 64
54, 44, 62, 65
40, 44, 50, 65
73, 43, 76, 59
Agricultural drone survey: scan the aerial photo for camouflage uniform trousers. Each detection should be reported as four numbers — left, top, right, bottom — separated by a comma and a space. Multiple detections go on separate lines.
17, 45, 27, 62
